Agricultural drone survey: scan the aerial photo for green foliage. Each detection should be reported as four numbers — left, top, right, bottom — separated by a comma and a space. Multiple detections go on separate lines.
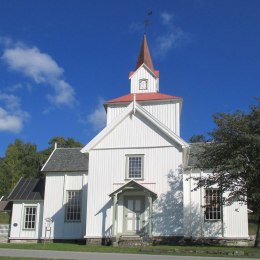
194, 103, 260, 209
0, 137, 83, 197
0, 140, 42, 196
193, 101, 260, 246
189, 134, 206, 143
48, 136, 83, 149
0, 212, 9, 224
39, 136, 83, 165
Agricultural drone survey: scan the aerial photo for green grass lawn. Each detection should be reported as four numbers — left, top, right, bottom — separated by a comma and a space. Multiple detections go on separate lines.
249, 214, 258, 236
0, 256, 49, 260
0, 243, 259, 258
0, 213, 9, 224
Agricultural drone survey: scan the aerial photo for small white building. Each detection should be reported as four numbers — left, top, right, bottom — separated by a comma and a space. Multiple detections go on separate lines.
8, 34, 249, 245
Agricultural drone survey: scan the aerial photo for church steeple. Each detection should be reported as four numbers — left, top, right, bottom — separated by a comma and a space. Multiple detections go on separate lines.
135, 33, 154, 71
129, 34, 159, 94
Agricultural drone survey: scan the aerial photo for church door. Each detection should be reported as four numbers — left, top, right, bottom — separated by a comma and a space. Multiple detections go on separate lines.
123, 196, 144, 235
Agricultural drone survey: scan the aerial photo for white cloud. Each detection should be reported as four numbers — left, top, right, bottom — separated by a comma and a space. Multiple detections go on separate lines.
0, 92, 29, 133
87, 98, 106, 130
161, 12, 174, 25
156, 28, 186, 56
47, 80, 75, 107
1, 43, 76, 107
6, 83, 32, 93
154, 12, 189, 57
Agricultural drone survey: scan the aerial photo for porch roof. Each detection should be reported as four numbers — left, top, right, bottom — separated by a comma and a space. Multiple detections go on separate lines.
109, 180, 157, 199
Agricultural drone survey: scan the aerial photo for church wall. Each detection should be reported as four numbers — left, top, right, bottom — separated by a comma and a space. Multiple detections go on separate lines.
106, 105, 127, 125
130, 66, 158, 93
9, 201, 43, 241
85, 145, 183, 238
106, 101, 181, 135
95, 112, 178, 149
42, 172, 88, 240
183, 170, 249, 239
142, 101, 181, 135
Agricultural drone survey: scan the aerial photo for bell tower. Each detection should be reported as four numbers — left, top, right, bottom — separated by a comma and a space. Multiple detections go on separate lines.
129, 34, 159, 94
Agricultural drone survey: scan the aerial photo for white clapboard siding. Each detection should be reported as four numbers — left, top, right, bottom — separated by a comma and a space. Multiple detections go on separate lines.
142, 101, 181, 136
95, 112, 179, 149
85, 145, 183, 238
130, 66, 158, 94
42, 172, 88, 239
106, 101, 181, 135
106, 105, 127, 125
183, 170, 249, 238
9, 202, 43, 240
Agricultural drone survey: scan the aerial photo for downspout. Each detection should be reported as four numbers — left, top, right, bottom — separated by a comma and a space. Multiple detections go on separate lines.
189, 169, 192, 236
133, 94, 136, 114
200, 171, 204, 238
221, 176, 224, 238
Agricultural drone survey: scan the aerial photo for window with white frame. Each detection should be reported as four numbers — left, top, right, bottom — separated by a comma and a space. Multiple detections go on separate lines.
126, 155, 143, 179
24, 206, 37, 229
204, 189, 221, 220
65, 190, 81, 222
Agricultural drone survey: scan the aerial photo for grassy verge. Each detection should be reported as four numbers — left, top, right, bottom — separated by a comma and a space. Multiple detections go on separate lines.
249, 213, 258, 236
0, 243, 259, 258
0, 258, 62, 260
0, 213, 9, 224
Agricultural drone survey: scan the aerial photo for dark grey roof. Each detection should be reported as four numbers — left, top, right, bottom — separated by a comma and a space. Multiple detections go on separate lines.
187, 142, 205, 167
42, 148, 88, 172
8, 178, 45, 201
0, 201, 12, 211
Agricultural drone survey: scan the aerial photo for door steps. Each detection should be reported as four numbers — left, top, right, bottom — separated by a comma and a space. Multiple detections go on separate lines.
0, 225, 9, 243
117, 235, 152, 247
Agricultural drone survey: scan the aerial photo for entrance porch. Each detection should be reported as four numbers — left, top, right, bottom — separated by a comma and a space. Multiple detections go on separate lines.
109, 180, 157, 244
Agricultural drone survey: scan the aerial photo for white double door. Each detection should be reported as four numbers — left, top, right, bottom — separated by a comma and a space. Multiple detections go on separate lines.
124, 196, 144, 235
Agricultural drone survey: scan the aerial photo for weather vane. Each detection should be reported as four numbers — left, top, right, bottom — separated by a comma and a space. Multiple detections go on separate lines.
144, 11, 153, 34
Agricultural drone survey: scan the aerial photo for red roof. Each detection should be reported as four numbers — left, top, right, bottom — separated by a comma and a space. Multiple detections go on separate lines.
129, 70, 159, 78
128, 34, 159, 78
136, 34, 154, 71
106, 93, 181, 104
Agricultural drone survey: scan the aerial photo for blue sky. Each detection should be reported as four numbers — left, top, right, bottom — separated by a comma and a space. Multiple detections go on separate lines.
0, 0, 259, 156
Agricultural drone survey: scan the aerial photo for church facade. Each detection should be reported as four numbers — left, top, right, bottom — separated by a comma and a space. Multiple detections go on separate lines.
7, 35, 249, 244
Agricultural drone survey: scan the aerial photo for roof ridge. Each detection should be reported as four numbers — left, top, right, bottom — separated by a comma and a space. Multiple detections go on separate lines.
55, 147, 82, 150
106, 92, 182, 104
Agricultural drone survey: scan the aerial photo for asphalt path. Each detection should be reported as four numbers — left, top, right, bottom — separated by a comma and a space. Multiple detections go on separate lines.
0, 248, 256, 260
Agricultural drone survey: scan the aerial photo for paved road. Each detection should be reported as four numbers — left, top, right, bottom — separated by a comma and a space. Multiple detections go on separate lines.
0, 249, 256, 260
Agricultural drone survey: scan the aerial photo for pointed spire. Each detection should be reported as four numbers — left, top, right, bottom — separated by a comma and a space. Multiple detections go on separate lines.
135, 33, 154, 71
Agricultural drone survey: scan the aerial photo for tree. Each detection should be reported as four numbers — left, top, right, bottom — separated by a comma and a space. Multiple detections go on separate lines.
193, 102, 260, 247
0, 136, 84, 197
0, 139, 42, 196
39, 136, 83, 164
189, 134, 206, 143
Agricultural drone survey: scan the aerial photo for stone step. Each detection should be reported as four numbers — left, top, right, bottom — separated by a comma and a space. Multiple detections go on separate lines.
118, 236, 152, 247
0, 239, 9, 243
0, 234, 9, 243
0, 230, 9, 234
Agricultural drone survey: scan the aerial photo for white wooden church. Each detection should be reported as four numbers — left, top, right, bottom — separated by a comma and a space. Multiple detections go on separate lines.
7, 35, 249, 245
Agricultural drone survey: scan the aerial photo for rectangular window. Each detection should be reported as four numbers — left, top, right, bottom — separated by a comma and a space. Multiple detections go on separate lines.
126, 155, 143, 179
204, 189, 221, 220
24, 206, 37, 229
65, 191, 81, 222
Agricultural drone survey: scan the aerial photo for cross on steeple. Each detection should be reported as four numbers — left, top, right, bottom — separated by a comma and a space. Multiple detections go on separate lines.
144, 11, 152, 34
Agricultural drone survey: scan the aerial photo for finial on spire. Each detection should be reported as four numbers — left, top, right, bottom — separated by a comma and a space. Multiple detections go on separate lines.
144, 11, 152, 34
